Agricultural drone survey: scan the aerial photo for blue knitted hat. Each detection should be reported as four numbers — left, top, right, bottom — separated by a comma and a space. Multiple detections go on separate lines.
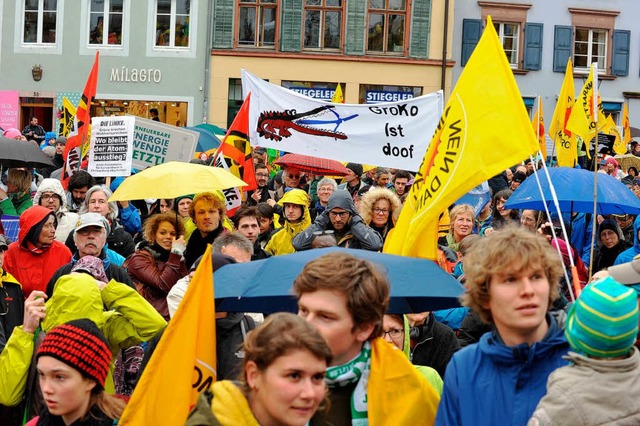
565, 277, 639, 358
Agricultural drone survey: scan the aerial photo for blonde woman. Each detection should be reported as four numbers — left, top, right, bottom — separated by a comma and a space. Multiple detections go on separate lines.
358, 187, 402, 244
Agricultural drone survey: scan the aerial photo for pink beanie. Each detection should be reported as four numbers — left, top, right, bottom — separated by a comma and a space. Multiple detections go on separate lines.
3, 128, 22, 139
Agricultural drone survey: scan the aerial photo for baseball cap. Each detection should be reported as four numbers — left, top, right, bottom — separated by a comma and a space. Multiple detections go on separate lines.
608, 254, 640, 295
0, 235, 9, 250
74, 212, 110, 235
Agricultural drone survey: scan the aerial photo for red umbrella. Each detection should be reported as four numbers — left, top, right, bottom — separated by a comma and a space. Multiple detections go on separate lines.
274, 153, 351, 176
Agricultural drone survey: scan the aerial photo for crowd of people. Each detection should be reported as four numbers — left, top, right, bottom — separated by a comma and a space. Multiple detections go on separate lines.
1, 126, 640, 425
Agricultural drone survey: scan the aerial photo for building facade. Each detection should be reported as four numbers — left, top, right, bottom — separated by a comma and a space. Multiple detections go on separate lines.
0, 0, 209, 134
451, 0, 640, 129
208, 0, 455, 128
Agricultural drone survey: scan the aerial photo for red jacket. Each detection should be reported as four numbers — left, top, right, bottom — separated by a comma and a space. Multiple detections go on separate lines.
4, 205, 72, 297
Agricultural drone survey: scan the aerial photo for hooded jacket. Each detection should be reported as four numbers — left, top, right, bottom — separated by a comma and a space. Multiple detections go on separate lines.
3, 206, 72, 297
0, 273, 166, 406
614, 214, 640, 265
265, 189, 311, 256
0, 190, 33, 217
399, 315, 443, 395
410, 313, 460, 378
435, 315, 569, 426
33, 178, 79, 243
292, 190, 383, 251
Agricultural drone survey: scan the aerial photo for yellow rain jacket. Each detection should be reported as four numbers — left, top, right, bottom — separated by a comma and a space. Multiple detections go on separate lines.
265, 189, 310, 256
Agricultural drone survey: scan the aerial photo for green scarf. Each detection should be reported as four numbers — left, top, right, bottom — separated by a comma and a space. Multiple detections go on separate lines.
445, 233, 461, 252
324, 341, 372, 425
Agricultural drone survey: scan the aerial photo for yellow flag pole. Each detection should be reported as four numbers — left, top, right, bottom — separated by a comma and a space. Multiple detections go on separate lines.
588, 62, 599, 282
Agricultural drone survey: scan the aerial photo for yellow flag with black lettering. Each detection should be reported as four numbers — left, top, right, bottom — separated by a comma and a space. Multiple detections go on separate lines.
383, 16, 538, 259
549, 59, 576, 167
119, 245, 217, 425
566, 63, 606, 147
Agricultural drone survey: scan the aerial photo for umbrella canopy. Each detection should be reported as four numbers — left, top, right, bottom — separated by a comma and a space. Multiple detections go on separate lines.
188, 126, 223, 153
213, 247, 465, 314
615, 154, 640, 173
0, 136, 54, 168
505, 167, 640, 215
108, 161, 247, 202
275, 153, 351, 176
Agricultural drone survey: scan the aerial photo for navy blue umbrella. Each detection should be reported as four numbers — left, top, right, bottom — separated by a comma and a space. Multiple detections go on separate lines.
213, 247, 464, 314
505, 167, 640, 215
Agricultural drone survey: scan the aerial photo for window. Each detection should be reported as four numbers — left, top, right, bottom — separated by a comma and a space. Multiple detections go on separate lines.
89, 0, 123, 46
493, 22, 519, 68
238, 0, 277, 48
304, 0, 342, 50
367, 0, 406, 54
155, 0, 190, 48
227, 78, 244, 128
23, 0, 57, 44
574, 28, 607, 72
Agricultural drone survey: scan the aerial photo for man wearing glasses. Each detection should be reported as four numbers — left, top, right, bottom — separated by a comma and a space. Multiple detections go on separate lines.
293, 190, 382, 251
245, 163, 274, 206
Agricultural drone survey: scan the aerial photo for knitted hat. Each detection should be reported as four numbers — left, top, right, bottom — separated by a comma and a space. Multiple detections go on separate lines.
598, 219, 620, 240
37, 319, 112, 388
55, 136, 67, 146
174, 194, 194, 204
512, 171, 527, 183
71, 255, 109, 283
565, 277, 639, 358
3, 128, 22, 139
345, 162, 363, 177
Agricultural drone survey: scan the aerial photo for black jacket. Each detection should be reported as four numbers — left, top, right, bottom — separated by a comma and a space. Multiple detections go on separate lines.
410, 313, 460, 378
216, 313, 255, 380
184, 226, 228, 268
0, 270, 24, 352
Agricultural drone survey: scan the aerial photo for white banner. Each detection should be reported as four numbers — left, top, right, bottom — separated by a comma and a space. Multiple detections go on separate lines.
241, 69, 443, 171
88, 116, 135, 177
130, 116, 199, 170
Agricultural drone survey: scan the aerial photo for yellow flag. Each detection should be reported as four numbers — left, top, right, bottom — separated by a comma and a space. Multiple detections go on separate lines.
602, 114, 625, 155
332, 83, 344, 103
566, 63, 606, 147
549, 59, 577, 167
623, 103, 631, 146
383, 16, 538, 259
58, 97, 77, 137
119, 245, 217, 425
532, 97, 547, 159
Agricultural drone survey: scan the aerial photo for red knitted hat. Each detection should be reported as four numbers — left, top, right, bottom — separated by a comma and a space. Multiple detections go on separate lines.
37, 319, 111, 388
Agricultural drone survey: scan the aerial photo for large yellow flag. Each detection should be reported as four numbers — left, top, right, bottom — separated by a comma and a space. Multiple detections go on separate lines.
549, 59, 576, 167
532, 97, 546, 159
566, 63, 606, 147
383, 16, 538, 259
623, 102, 631, 146
602, 114, 625, 155
119, 245, 216, 425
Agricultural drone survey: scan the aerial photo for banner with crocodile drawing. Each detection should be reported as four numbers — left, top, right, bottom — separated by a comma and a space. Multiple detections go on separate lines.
241, 69, 443, 171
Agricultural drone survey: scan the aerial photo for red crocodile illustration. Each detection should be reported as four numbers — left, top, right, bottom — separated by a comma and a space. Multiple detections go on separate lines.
256, 105, 349, 141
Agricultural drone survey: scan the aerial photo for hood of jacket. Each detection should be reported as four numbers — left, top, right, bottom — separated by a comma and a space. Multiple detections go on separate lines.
326, 190, 357, 215
33, 178, 67, 210
278, 189, 311, 228
18, 205, 52, 244
478, 313, 568, 365
43, 272, 105, 331
633, 215, 640, 251
359, 187, 402, 225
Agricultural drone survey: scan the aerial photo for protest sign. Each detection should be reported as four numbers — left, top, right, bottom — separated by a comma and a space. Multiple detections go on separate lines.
241, 70, 443, 171
0, 91, 19, 129
131, 116, 199, 170
88, 116, 135, 177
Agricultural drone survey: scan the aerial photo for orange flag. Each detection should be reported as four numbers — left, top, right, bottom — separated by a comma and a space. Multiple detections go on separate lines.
61, 52, 99, 189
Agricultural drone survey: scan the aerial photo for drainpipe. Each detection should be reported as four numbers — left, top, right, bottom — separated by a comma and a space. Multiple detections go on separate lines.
202, 0, 214, 123
440, 0, 450, 101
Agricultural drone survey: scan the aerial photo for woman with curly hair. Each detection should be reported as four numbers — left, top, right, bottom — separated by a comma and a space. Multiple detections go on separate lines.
358, 187, 402, 244
488, 189, 520, 232
126, 212, 189, 320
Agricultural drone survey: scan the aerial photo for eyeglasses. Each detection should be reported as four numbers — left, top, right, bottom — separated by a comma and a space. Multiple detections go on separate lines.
256, 173, 269, 178
373, 208, 389, 214
329, 211, 350, 219
288, 174, 301, 179
40, 194, 58, 201
383, 329, 403, 339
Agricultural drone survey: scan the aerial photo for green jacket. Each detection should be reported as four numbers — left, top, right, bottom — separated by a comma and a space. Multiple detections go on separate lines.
0, 191, 33, 216
0, 273, 166, 405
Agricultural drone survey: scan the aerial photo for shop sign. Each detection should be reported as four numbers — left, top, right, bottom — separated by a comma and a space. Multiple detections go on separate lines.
365, 90, 414, 103
110, 67, 162, 83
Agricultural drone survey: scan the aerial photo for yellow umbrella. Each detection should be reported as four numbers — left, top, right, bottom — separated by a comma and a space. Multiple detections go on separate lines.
109, 161, 247, 202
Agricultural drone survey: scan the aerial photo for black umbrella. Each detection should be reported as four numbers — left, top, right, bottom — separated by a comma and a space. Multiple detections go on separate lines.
0, 136, 54, 168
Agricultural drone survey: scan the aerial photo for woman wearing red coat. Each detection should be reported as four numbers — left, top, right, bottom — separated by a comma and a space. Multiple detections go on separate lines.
4, 205, 72, 297
125, 212, 188, 320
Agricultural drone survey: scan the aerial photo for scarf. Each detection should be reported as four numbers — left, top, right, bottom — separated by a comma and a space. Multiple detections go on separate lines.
325, 341, 372, 425
150, 242, 171, 263
445, 233, 460, 252
210, 381, 260, 426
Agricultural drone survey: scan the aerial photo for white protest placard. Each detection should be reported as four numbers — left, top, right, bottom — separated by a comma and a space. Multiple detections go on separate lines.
241, 69, 443, 171
88, 116, 135, 177
131, 116, 199, 170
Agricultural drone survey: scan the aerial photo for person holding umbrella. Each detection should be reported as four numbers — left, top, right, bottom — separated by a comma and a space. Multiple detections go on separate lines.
0, 168, 34, 216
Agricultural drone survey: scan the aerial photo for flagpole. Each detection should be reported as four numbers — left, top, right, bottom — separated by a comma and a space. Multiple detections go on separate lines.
588, 62, 599, 280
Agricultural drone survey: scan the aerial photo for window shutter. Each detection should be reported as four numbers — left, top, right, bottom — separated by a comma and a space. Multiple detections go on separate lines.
611, 29, 630, 77
280, 0, 303, 52
409, 0, 431, 59
461, 19, 481, 67
553, 25, 573, 73
523, 23, 543, 71
212, 0, 235, 49
345, 0, 366, 55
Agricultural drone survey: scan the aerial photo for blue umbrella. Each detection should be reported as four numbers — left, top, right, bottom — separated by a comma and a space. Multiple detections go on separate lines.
213, 247, 465, 314
187, 126, 222, 152
505, 167, 640, 215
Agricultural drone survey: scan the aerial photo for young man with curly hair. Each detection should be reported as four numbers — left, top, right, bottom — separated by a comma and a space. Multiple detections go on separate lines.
436, 226, 569, 426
